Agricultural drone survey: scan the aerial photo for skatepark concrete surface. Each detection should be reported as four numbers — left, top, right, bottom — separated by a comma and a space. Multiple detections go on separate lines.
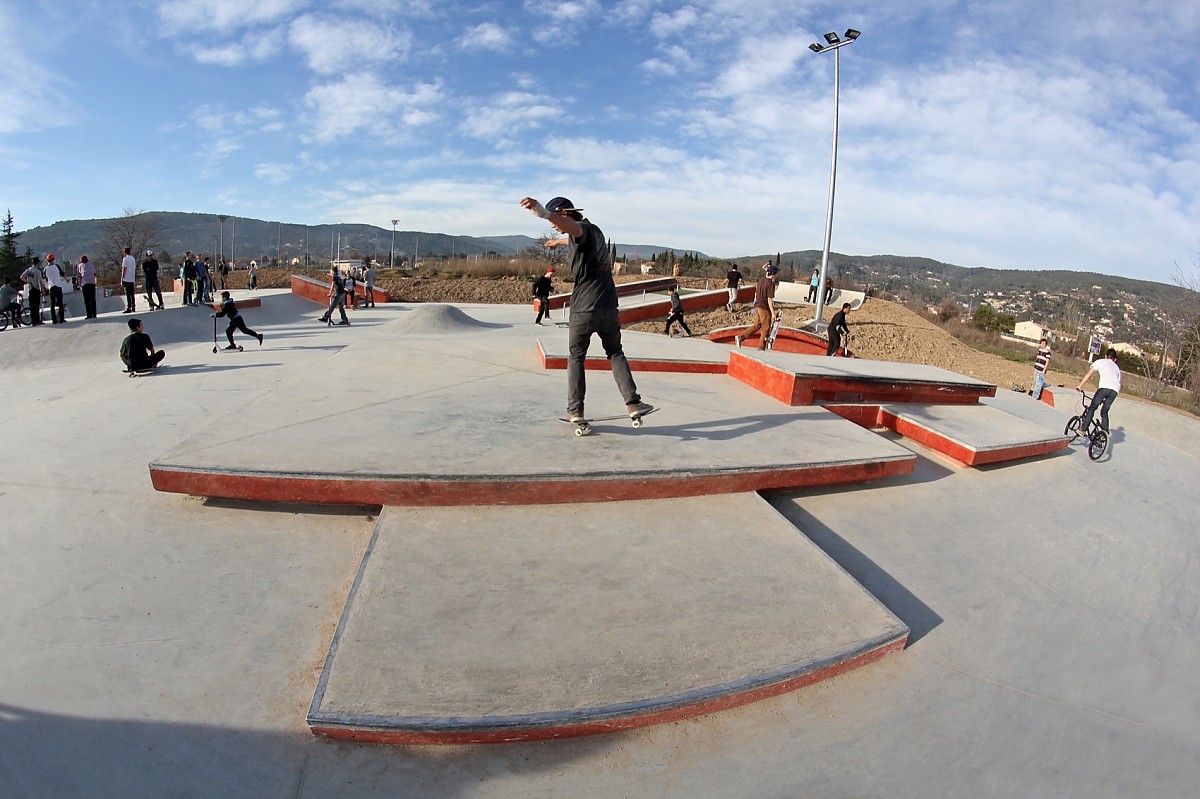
3, 288, 1200, 797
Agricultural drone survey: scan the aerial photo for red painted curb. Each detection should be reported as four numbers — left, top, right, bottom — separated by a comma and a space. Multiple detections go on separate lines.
149, 456, 916, 507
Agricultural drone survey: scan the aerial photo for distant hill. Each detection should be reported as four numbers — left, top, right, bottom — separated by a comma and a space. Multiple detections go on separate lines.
16, 213, 705, 268
13, 211, 1196, 348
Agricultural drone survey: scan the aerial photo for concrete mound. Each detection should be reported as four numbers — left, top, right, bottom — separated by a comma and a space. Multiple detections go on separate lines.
388, 304, 507, 335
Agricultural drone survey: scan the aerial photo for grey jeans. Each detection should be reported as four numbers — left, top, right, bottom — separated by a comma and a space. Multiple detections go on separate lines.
567, 307, 640, 416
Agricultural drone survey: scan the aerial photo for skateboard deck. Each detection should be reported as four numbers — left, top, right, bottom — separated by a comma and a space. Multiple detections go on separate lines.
557, 406, 658, 437
126, 365, 164, 378
764, 313, 783, 350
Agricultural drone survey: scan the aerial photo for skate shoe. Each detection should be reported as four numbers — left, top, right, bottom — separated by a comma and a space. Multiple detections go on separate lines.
627, 402, 654, 419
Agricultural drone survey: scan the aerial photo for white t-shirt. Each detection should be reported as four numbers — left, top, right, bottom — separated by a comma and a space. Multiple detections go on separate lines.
45, 263, 66, 290
120, 255, 137, 282
1092, 358, 1122, 392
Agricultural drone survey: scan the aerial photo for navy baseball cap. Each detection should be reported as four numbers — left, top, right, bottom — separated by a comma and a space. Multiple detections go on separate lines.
545, 197, 582, 214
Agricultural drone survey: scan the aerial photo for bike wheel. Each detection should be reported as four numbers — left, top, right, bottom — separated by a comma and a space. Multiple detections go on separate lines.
1064, 416, 1082, 441
18, 306, 31, 326
1088, 429, 1109, 460
0, 313, 8, 331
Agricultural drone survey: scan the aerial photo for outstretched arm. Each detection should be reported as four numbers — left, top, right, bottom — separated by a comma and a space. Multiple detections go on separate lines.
520, 197, 583, 240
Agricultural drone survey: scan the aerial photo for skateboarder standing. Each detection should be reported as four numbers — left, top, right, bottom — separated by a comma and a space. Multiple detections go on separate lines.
212, 291, 264, 349
318, 266, 350, 326
532, 266, 554, 325
736, 263, 779, 349
827, 302, 852, 356
521, 195, 651, 423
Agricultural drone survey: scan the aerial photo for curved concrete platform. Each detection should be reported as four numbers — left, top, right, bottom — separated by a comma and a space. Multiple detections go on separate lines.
149, 310, 918, 506
308, 495, 908, 744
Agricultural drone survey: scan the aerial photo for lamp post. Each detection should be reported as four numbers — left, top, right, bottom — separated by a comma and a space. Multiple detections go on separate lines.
217, 215, 227, 263
805, 28, 860, 332
390, 219, 398, 268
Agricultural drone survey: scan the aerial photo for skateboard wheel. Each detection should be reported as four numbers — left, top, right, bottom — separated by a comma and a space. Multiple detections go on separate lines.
212, 346, 218, 353
574, 426, 586, 437
237, 346, 244, 351
632, 418, 642, 428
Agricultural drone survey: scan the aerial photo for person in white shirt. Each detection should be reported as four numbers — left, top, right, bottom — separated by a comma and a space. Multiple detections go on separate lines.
43, 254, 67, 323
21, 258, 46, 326
119, 246, 138, 313
77, 255, 97, 318
1077, 348, 1122, 433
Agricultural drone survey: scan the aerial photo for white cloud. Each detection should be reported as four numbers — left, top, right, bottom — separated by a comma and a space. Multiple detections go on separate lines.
0, 6, 74, 133
157, 0, 306, 34
254, 162, 294, 183
460, 22, 512, 52
288, 14, 412, 75
193, 26, 287, 67
459, 91, 561, 140
303, 73, 442, 144
648, 5, 699, 38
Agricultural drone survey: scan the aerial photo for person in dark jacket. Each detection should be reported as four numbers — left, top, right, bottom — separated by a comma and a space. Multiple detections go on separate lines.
521, 195, 651, 423
212, 291, 263, 349
532, 266, 554, 325
663, 285, 692, 337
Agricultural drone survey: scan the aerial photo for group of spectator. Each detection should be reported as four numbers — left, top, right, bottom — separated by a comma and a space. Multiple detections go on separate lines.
4, 252, 100, 325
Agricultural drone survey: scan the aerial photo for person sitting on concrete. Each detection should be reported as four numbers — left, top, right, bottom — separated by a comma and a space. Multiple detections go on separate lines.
119, 317, 166, 372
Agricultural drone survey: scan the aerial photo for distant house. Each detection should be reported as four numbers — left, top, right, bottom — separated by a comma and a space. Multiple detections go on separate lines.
1111, 342, 1144, 359
1013, 320, 1051, 342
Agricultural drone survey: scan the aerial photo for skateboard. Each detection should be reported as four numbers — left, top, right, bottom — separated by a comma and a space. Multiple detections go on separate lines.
126, 365, 164, 378
557, 406, 658, 437
764, 313, 783, 350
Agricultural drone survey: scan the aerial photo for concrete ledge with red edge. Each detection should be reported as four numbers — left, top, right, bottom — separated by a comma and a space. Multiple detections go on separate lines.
536, 334, 729, 374
728, 349, 996, 406
307, 496, 909, 745
826, 402, 1070, 466
291, 273, 390, 307
149, 306, 917, 508
708, 324, 830, 354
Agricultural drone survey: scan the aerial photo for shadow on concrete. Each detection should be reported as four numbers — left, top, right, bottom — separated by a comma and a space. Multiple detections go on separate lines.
200, 497, 382, 516
765, 501, 944, 645
0, 702, 622, 798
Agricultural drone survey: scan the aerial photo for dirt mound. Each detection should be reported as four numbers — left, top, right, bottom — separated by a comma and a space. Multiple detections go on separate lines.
390, 304, 507, 335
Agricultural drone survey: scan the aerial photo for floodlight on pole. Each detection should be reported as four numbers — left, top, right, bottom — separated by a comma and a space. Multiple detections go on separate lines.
390, 219, 398, 268
804, 28, 861, 333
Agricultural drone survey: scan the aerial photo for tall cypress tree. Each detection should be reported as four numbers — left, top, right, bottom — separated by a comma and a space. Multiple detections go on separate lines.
0, 210, 23, 281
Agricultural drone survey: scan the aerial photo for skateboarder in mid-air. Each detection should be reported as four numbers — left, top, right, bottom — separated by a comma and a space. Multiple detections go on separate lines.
521, 195, 652, 425
212, 291, 264, 349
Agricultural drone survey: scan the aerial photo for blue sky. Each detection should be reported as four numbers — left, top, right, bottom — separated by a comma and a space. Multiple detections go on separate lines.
2, 0, 1198, 284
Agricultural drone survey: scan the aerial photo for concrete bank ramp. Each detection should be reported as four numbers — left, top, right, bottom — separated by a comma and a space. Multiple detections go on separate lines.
308, 494, 909, 744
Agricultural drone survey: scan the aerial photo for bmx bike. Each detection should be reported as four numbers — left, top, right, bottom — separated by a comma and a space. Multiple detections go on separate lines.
0, 304, 33, 330
1064, 389, 1110, 461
